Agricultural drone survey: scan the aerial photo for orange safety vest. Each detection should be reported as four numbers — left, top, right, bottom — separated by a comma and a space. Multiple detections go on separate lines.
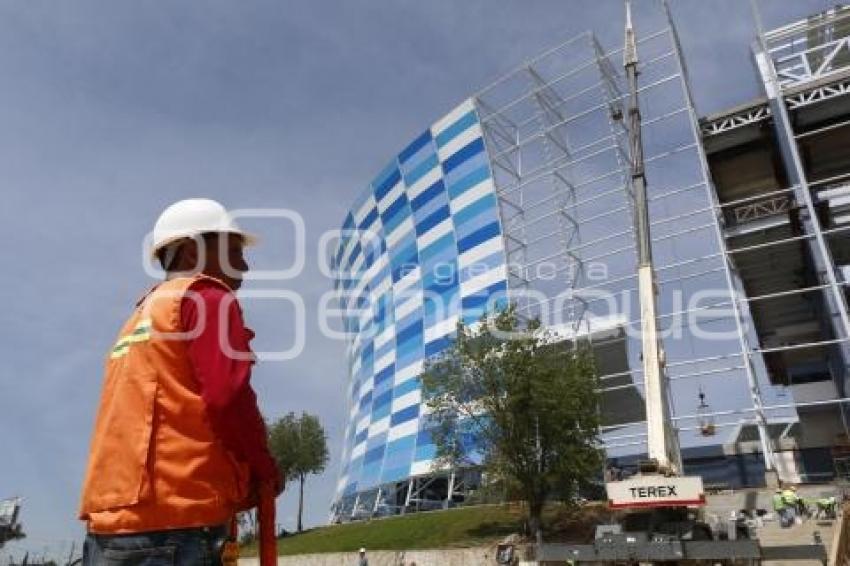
79, 275, 251, 533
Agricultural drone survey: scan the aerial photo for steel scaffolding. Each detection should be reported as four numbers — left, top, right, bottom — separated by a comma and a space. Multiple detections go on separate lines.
332, 2, 850, 523
473, 1, 789, 468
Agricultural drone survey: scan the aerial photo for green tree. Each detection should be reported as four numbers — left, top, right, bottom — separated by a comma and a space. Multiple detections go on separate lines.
421, 307, 602, 544
267, 412, 329, 532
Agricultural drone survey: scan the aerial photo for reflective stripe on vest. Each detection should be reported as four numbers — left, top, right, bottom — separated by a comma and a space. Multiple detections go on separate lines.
109, 318, 152, 359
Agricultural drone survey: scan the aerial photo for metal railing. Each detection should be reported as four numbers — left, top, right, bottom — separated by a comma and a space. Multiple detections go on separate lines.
764, 6, 850, 90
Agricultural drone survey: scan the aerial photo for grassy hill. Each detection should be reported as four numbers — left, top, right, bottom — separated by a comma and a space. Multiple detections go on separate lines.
242, 503, 609, 557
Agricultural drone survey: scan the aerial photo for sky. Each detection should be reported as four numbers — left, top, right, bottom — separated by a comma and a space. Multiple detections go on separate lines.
0, 0, 837, 561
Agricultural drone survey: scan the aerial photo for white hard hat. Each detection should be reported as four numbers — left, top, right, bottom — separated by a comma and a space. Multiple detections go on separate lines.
150, 198, 256, 258
359, 548, 366, 553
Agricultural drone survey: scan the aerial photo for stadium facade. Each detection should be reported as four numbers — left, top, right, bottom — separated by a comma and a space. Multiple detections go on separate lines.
330, 3, 850, 521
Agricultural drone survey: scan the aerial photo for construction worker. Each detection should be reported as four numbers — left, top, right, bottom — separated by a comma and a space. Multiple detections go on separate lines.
358, 547, 369, 566
790, 485, 809, 517
773, 488, 791, 528
816, 495, 837, 519
782, 485, 800, 522
79, 199, 283, 565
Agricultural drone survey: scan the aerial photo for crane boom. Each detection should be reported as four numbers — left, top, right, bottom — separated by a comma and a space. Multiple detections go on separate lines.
603, 0, 702, 512
624, 0, 681, 476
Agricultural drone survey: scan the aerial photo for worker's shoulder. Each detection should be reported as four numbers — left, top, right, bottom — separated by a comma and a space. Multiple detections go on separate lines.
184, 277, 242, 316
155, 275, 231, 294
186, 275, 232, 295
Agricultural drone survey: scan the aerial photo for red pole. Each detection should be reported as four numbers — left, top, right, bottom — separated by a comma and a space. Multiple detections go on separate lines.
258, 482, 277, 566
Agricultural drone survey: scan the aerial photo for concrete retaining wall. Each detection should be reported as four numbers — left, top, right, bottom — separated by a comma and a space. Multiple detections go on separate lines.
239, 545, 525, 566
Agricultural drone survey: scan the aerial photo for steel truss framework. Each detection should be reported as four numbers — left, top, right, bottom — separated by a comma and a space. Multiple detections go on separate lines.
702, 8, 850, 137
574, 4, 850, 468
702, 3, 850, 139
701, 104, 771, 137
330, 469, 482, 522
700, 76, 850, 137
702, 8, 850, 136
766, 6, 850, 90
453, 0, 793, 476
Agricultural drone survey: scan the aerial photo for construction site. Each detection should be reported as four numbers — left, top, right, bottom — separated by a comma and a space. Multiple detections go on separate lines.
6, 1, 850, 565
319, 0, 850, 563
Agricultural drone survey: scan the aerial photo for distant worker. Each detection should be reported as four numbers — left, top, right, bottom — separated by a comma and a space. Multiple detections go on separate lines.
790, 485, 808, 517
782, 485, 800, 521
816, 495, 838, 519
78, 199, 283, 565
605, 460, 622, 482
358, 547, 369, 566
773, 488, 792, 528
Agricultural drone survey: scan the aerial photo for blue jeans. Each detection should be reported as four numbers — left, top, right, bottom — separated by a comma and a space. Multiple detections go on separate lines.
779, 506, 794, 528
83, 525, 229, 566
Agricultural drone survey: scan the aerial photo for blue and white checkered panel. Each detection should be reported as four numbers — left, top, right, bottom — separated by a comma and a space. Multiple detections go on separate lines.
334, 99, 508, 499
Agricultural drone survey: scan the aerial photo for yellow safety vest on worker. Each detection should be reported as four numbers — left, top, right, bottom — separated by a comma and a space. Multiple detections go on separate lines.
782, 488, 798, 506
772, 492, 786, 511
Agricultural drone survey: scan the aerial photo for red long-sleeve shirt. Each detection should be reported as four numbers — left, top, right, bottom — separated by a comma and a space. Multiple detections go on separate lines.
180, 279, 279, 485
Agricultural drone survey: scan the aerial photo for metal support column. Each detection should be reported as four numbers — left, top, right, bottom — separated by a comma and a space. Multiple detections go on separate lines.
351, 493, 360, 520
372, 487, 382, 516
402, 478, 413, 513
